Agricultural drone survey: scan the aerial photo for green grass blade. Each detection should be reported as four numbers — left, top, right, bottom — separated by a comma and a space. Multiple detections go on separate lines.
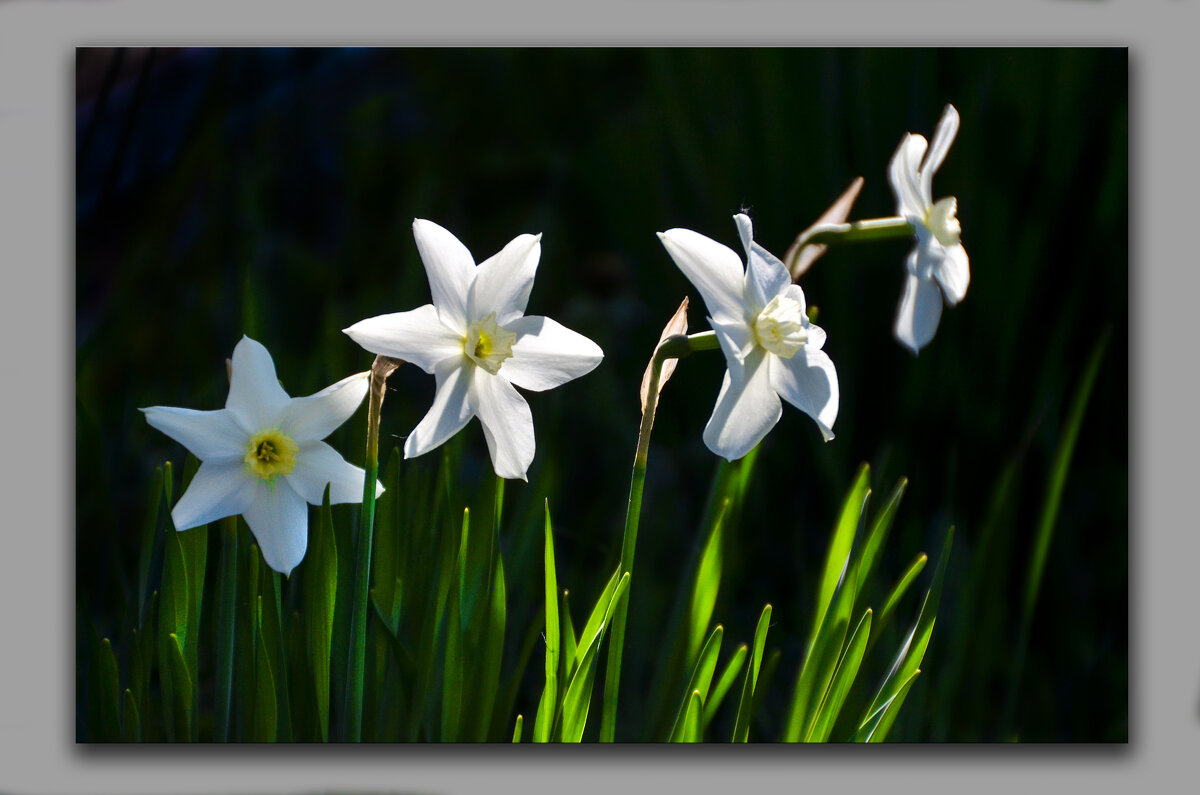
304, 487, 338, 742
731, 604, 771, 742
857, 669, 921, 742
575, 566, 621, 673
669, 624, 723, 741
854, 478, 907, 594
475, 549, 507, 740
163, 633, 193, 742
807, 608, 873, 742
213, 517, 239, 742
861, 528, 953, 729
806, 464, 870, 655
121, 689, 141, 742
534, 501, 561, 743
783, 613, 848, 742
251, 600, 278, 742
868, 552, 928, 652
560, 589, 577, 683
371, 448, 403, 636
260, 572, 291, 741
687, 499, 729, 664
703, 643, 747, 728
512, 714, 523, 743
441, 508, 470, 742
558, 572, 630, 742
682, 690, 703, 742
97, 638, 121, 742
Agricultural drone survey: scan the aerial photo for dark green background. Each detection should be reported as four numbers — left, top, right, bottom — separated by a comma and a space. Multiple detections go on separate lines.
76, 48, 1127, 741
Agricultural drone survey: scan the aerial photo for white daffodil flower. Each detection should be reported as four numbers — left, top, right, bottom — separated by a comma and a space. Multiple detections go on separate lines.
344, 219, 604, 481
142, 336, 382, 575
889, 103, 969, 354
658, 213, 838, 461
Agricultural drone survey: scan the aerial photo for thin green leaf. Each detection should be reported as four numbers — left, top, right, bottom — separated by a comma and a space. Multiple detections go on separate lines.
869, 552, 928, 652
857, 669, 921, 742
304, 487, 338, 742
251, 602, 278, 742
575, 566, 622, 674
807, 608, 873, 742
669, 625, 723, 741
682, 690, 703, 743
854, 478, 907, 594
97, 638, 121, 742
560, 589, 577, 684
441, 508, 470, 742
121, 689, 141, 742
163, 633, 193, 742
558, 572, 630, 742
512, 714, 523, 743
534, 501, 560, 743
687, 499, 728, 664
807, 464, 870, 655
783, 614, 848, 742
703, 643, 747, 728
731, 604, 771, 742
213, 517, 239, 742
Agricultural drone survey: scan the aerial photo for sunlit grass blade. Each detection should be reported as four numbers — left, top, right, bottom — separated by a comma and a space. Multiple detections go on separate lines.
783, 613, 848, 742
512, 714, 523, 742
687, 500, 728, 664
442, 508, 470, 742
856, 668, 921, 742
534, 501, 560, 743
682, 690, 703, 742
475, 549, 507, 740
703, 643, 746, 728
669, 624, 723, 741
853, 478, 907, 594
860, 528, 953, 732
304, 488, 337, 742
806, 464, 870, 655
731, 603, 771, 742
560, 589, 578, 684
807, 608, 872, 742
868, 552, 928, 652
122, 689, 141, 742
558, 572, 630, 742
213, 516, 239, 742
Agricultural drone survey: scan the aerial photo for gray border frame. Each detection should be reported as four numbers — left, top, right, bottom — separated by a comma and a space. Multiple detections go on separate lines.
5, 0, 1185, 792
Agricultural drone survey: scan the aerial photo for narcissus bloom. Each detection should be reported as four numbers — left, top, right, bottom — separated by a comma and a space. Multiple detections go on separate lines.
344, 219, 604, 480
142, 336, 381, 575
890, 103, 969, 354
658, 213, 838, 461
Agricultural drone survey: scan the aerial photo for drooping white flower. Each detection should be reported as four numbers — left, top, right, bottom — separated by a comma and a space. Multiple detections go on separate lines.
142, 336, 382, 575
889, 103, 969, 354
343, 219, 604, 481
658, 214, 838, 461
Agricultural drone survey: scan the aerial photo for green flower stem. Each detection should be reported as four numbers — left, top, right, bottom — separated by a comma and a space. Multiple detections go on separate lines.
343, 355, 402, 742
599, 330, 719, 742
213, 516, 239, 742
793, 216, 915, 251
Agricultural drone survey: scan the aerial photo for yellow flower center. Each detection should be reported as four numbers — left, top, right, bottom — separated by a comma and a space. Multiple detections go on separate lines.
925, 196, 961, 247
464, 313, 517, 375
244, 428, 299, 480
753, 294, 809, 359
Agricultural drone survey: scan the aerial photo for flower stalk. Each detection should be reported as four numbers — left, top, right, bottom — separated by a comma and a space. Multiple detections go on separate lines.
343, 354, 402, 742
791, 216, 915, 253
599, 330, 719, 741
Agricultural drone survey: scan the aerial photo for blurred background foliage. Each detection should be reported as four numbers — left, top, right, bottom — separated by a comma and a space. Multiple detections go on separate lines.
76, 48, 1127, 741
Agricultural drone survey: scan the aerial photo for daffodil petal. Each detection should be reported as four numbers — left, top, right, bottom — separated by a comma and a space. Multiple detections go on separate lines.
413, 218, 475, 331
469, 233, 541, 325
343, 304, 466, 373
710, 315, 755, 367
769, 349, 838, 442
171, 460, 256, 530
278, 371, 369, 442
226, 336, 292, 432
657, 228, 746, 325
473, 369, 535, 480
500, 315, 603, 392
702, 349, 782, 462
888, 133, 929, 218
403, 358, 476, 460
934, 243, 970, 306
243, 478, 309, 576
286, 440, 381, 504
141, 406, 247, 461
733, 214, 790, 315
894, 272, 943, 354
919, 104, 960, 199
